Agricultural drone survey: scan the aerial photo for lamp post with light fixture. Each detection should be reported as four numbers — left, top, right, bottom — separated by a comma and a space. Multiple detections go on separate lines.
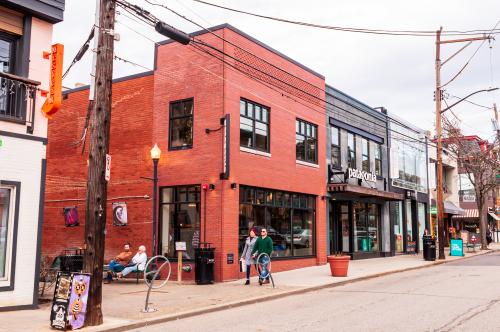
150, 144, 161, 256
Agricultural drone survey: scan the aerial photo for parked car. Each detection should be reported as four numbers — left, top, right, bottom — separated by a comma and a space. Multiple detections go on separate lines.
286, 229, 312, 248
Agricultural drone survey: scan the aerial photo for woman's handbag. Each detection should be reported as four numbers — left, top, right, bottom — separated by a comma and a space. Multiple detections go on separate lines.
239, 258, 247, 272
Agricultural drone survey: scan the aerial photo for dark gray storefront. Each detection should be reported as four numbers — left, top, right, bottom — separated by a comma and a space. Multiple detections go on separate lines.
325, 85, 402, 259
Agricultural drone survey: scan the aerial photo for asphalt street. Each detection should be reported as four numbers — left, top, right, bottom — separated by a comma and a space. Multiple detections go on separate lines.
128, 252, 500, 332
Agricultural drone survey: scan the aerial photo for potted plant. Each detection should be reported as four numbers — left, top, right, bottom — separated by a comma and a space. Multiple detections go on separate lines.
327, 252, 350, 277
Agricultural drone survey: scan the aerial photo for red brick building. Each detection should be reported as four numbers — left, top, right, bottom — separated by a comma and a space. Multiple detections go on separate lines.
43, 24, 326, 281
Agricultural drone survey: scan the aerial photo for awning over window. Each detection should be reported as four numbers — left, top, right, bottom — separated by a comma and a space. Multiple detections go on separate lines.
328, 183, 403, 201
452, 209, 479, 219
488, 212, 500, 221
431, 199, 465, 215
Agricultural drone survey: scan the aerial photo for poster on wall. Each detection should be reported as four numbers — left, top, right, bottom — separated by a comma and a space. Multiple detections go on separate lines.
67, 274, 91, 330
112, 202, 128, 226
63, 207, 79, 227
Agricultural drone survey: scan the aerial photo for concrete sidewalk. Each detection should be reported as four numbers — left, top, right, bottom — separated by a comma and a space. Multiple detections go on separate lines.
2, 244, 499, 332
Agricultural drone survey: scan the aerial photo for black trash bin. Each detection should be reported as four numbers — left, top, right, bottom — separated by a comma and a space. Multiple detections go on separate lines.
195, 243, 215, 284
423, 235, 436, 261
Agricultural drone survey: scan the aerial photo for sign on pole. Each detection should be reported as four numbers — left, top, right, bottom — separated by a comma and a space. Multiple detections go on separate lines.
105, 154, 111, 182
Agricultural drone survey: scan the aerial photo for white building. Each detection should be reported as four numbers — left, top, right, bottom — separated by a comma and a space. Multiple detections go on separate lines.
0, 0, 64, 310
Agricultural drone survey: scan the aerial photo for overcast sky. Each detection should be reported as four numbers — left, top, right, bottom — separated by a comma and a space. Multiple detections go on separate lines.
54, 0, 500, 139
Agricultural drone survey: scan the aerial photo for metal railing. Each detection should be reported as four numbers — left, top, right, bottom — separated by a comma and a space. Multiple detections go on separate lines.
0, 71, 40, 134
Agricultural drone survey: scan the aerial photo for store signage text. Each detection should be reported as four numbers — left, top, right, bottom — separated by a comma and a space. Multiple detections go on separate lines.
348, 168, 376, 182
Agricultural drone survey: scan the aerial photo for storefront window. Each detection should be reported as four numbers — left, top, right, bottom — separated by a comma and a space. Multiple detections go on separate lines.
406, 200, 414, 247
340, 204, 350, 252
353, 202, 380, 252
418, 203, 426, 251
0, 187, 12, 278
391, 202, 404, 253
239, 186, 316, 258
160, 186, 200, 260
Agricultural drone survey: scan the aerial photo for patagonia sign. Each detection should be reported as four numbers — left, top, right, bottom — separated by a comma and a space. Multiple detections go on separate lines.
348, 168, 376, 182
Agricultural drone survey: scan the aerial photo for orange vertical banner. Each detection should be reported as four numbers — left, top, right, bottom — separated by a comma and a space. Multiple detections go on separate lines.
42, 43, 64, 117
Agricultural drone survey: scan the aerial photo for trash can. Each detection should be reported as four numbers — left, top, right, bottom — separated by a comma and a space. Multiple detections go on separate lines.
195, 243, 215, 284
422, 235, 436, 261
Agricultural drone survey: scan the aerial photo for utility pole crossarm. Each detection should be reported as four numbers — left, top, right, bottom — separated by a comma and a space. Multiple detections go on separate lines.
439, 35, 493, 45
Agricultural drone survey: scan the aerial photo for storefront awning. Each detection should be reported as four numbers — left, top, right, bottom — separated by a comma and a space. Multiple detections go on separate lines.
327, 183, 403, 201
452, 209, 479, 219
431, 199, 465, 215
488, 212, 500, 221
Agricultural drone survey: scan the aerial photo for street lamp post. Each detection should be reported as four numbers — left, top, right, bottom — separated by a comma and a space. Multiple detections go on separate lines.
150, 144, 161, 256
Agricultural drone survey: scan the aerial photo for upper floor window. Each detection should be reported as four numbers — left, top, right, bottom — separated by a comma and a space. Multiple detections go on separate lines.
375, 144, 382, 176
347, 133, 356, 168
296, 119, 318, 164
169, 99, 193, 150
361, 138, 370, 172
331, 126, 340, 169
240, 99, 270, 152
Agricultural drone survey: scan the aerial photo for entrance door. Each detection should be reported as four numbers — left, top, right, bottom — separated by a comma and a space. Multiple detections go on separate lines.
330, 202, 350, 254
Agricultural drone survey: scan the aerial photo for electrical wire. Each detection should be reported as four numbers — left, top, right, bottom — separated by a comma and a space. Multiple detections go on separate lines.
113, 2, 447, 151
62, 27, 95, 80
191, 0, 500, 37
139, 0, 438, 145
448, 94, 491, 110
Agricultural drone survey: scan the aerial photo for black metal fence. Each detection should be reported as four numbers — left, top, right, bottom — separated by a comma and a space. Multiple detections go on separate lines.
0, 71, 40, 134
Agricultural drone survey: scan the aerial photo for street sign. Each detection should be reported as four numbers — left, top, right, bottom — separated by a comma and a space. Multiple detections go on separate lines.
105, 154, 111, 182
430, 206, 437, 215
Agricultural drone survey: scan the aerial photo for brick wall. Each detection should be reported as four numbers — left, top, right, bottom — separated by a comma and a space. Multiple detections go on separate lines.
43, 25, 327, 282
43, 73, 155, 260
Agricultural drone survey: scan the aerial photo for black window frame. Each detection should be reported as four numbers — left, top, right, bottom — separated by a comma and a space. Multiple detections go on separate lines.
239, 98, 270, 152
331, 126, 341, 170
347, 132, 356, 169
168, 98, 194, 150
296, 118, 318, 164
375, 143, 382, 176
159, 185, 201, 260
239, 185, 316, 259
0, 31, 19, 122
361, 137, 370, 172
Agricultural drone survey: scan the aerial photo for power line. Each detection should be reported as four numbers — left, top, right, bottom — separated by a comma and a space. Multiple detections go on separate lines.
62, 26, 95, 80
448, 94, 491, 110
192, 0, 500, 37
115, 1, 441, 149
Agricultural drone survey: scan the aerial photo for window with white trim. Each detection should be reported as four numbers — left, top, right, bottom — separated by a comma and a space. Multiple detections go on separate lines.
0, 185, 15, 286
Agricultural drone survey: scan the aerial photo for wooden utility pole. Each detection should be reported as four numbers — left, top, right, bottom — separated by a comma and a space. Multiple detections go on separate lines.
84, 0, 115, 326
434, 29, 491, 260
435, 28, 446, 260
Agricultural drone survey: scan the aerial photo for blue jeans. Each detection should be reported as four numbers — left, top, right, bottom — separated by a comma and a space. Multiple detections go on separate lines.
109, 260, 126, 273
259, 255, 270, 280
121, 264, 139, 277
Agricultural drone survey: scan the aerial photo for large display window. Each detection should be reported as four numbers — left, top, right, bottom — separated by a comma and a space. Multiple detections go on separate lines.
239, 186, 316, 258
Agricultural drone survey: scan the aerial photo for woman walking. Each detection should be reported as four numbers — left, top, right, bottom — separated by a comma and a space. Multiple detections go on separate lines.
241, 228, 258, 285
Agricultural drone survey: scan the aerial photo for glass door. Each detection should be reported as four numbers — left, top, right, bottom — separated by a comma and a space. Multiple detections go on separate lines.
330, 202, 350, 254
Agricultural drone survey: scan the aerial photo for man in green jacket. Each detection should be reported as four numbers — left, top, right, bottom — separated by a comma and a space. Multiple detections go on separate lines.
252, 228, 273, 284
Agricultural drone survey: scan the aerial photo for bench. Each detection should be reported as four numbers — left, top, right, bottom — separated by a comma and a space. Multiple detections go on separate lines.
103, 264, 143, 284
466, 243, 480, 252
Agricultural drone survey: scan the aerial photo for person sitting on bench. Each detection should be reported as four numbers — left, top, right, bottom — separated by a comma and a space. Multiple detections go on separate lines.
117, 245, 147, 278
105, 243, 133, 282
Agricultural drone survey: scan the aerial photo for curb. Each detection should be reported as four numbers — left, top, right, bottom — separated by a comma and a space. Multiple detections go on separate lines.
96, 249, 498, 331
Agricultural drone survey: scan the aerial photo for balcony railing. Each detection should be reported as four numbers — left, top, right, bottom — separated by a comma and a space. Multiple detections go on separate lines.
0, 71, 40, 134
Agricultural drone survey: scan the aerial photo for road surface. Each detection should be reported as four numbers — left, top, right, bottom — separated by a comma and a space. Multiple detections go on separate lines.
128, 252, 500, 332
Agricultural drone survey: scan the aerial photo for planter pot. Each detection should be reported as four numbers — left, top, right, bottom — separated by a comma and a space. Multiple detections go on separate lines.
327, 255, 350, 277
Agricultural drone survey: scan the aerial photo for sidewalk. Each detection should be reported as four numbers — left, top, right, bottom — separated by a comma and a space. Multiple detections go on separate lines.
3, 244, 499, 332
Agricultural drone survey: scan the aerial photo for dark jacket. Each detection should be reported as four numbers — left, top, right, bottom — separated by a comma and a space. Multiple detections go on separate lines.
251, 236, 273, 257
